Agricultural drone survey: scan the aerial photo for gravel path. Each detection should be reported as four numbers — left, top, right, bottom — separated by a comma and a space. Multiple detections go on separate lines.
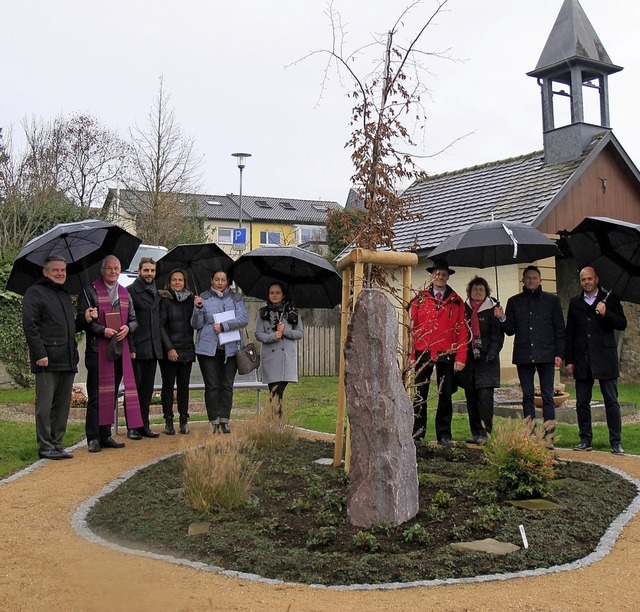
2, 422, 640, 611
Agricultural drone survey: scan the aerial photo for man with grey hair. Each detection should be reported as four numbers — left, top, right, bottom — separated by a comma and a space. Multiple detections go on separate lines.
78, 255, 143, 452
22, 256, 79, 460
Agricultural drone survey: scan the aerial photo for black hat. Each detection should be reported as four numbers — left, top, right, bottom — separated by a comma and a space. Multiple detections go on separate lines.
426, 258, 455, 275
107, 336, 123, 360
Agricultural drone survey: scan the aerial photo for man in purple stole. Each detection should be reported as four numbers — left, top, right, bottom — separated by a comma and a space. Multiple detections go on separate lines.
78, 255, 143, 452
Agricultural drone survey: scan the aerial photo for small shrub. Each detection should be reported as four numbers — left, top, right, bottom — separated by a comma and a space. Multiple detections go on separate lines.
402, 523, 429, 544
183, 435, 260, 512
305, 526, 337, 549
433, 489, 453, 508
483, 417, 556, 500
353, 530, 379, 552
287, 497, 311, 514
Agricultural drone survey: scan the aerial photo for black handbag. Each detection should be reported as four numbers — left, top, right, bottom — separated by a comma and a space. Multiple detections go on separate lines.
236, 336, 260, 375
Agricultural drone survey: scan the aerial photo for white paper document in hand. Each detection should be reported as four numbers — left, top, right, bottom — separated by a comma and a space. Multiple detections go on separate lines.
214, 310, 241, 345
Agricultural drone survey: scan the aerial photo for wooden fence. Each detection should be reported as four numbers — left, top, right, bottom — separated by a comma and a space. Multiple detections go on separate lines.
298, 325, 338, 376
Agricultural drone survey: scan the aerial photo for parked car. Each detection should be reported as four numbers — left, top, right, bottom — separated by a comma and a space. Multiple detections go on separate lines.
118, 244, 168, 287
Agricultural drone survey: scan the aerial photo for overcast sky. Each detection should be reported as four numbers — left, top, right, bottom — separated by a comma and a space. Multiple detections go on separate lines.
3, 1, 639, 206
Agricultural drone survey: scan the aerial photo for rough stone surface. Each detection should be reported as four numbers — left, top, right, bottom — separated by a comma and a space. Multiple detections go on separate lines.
450, 538, 520, 555
187, 522, 211, 536
344, 289, 419, 528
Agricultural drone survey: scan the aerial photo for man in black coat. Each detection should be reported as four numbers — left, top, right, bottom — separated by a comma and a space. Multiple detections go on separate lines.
565, 266, 627, 454
22, 256, 79, 460
495, 265, 565, 442
127, 256, 162, 439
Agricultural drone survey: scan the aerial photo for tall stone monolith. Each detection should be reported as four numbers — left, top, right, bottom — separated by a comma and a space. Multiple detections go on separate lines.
344, 289, 419, 528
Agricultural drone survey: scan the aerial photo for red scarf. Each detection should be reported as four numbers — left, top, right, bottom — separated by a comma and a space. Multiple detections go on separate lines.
94, 277, 143, 428
470, 299, 482, 341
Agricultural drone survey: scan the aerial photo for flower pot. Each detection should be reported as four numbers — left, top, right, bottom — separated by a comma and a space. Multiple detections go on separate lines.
534, 392, 570, 408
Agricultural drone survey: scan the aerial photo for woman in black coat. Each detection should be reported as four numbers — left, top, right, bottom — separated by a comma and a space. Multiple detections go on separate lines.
460, 276, 504, 444
158, 268, 195, 434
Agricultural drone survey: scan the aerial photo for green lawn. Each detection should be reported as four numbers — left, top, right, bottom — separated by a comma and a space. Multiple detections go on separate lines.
2, 377, 640, 479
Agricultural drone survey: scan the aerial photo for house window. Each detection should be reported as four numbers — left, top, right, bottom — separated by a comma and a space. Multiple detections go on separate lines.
297, 226, 326, 244
218, 228, 233, 244
260, 230, 281, 246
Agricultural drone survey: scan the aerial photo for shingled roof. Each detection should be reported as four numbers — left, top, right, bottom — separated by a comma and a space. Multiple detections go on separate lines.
392, 131, 640, 254
105, 190, 341, 225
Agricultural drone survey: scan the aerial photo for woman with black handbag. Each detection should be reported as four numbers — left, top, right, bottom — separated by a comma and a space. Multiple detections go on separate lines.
255, 282, 303, 415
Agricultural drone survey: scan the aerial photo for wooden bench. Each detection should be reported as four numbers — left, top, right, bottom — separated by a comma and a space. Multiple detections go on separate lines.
114, 368, 268, 433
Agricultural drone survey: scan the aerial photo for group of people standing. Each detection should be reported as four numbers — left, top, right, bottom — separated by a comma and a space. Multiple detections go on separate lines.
410, 259, 627, 454
22, 255, 303, 460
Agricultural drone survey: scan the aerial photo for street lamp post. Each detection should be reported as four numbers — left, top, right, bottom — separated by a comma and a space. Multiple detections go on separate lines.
231, 153, 251, 249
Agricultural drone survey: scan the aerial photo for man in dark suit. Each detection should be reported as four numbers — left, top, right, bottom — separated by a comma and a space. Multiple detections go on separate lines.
565, 266, 627, 454
127, 256, 162, 439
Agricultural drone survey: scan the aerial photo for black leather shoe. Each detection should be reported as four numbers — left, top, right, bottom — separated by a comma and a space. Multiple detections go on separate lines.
88, 439, 102, 453
139, 427, 160, 438
179, 420, 189, 434
465, 436, 478, 444
39, 449, 65, 460
611, 444, 625, 455
165, 419, 176, 435
438, 437, 453, 447
220, 423, 231, 434
101, 436, 126, 449
573, 441, 592, 451
127, 429, 142, 440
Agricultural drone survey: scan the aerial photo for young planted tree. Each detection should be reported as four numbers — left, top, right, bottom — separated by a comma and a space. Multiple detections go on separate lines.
125, 77, 207, 247
303, 0, 453, 278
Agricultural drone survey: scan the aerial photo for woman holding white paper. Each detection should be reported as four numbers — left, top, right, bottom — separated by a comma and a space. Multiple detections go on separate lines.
191, 268, 248, 433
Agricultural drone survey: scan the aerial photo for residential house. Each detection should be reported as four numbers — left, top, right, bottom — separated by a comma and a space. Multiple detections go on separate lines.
103, 189, 342, 257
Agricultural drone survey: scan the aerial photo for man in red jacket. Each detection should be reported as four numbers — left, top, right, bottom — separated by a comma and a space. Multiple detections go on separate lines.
410, 259, 468, 444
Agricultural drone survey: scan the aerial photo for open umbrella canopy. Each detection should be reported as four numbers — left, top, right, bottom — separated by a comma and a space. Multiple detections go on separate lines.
429, 220, 561, 268
563, 216, 640, 304
429, 220, 561, 299
229, 246, 342, 308
155, 242, 233, 294
6, 219, 141, 296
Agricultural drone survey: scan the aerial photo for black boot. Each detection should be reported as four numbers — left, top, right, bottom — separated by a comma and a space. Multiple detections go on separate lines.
164, 418, 175, 435
179, 416, 189, 434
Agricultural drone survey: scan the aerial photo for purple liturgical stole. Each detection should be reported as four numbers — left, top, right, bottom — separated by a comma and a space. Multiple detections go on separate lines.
94, 277, 143, 429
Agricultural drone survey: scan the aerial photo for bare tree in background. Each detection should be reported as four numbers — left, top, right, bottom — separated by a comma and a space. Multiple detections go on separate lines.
60, 113, 131, 209
125, 77, 205, 246
299, 0, 453, 268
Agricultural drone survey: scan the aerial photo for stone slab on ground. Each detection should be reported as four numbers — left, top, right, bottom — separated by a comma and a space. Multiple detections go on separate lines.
450, 538, 520, 555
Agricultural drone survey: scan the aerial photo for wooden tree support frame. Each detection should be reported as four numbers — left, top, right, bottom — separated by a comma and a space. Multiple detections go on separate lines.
333, 248, 419, 470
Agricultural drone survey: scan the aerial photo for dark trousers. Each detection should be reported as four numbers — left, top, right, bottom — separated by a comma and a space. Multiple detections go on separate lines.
576, 369, 622, 447
268, 381, 289, 416
517, 362, 556, 431
465, 385, 494, 437
414, 350, 455, 441
34, 370, 74, 452
198, 350, 237, 423
133, 358, 157, 428
159, 359, 193, 421
85, 351, 122, 441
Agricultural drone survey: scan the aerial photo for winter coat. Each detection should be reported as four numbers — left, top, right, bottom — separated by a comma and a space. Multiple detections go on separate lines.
255, 302, 303, 384
77, 283, 138, 354
158, 289, 195, 363
127, 277, 163, 359
458, 296, 503, 390
410, 285, 468, 364
565, 288, 627, 380
191, 286, 248, 358
22, 278, 79, 374
501, 286, 565, 364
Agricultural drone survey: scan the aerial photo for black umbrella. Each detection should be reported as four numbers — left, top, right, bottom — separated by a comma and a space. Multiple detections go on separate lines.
154, 242, 234, 294
6, 219, 141, 296
429, 220, 561, 298
229, 246, 342, 308
563, 216, 640, 304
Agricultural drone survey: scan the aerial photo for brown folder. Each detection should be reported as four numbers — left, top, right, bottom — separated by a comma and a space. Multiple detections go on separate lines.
104, 311, 122, 330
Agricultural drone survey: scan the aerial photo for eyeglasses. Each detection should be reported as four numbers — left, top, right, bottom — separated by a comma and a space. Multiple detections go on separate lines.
103, 267, 121, 272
